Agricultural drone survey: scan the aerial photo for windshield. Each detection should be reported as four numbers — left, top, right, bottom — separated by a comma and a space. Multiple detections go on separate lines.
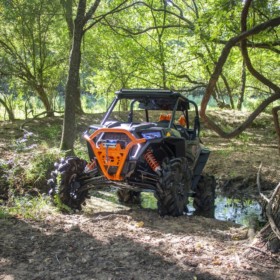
102, 97, 197, 131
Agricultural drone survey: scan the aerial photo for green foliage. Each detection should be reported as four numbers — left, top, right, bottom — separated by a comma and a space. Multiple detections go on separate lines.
50, 172, 71, 213
25, 149, 61, 185
0, 159, 9, 171
0, 0, 278, 119
53, 193, 72, 213
0, 207, 11, 219
35, 123, 62, 146
215, 145, 235, 157
80, 95, 106, 114
1, 145, 63, 199
0, 194, 56, 220
237, 132, 252, 144
74, 140, 89, 161
91, 190, 119, 204
141, 193, 157, 210
0, 0, 68, 114
48, 172, 72, 213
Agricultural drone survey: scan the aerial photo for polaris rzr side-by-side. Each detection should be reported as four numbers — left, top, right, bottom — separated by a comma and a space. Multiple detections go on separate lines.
48, 89, 215, 216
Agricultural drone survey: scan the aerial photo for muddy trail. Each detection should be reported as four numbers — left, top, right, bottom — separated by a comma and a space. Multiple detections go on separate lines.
1, 110, 280, 279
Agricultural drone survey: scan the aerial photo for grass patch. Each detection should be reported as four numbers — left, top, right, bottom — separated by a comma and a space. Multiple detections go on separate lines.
74, 139, 89, 161
0, 194, 56, 220
0, 148, 64, 201
214, 145, 235, 157
52, 193, 73, 213
25, 148, 62, 186
237, 132, 252, 144
33, 122, 62, 148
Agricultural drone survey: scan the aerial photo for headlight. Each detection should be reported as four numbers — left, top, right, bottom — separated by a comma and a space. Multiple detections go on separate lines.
141, 131, 162, 139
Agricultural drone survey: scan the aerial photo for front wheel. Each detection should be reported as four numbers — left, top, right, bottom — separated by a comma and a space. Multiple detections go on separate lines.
48, 157, 89, 210
156, 158, 191, 217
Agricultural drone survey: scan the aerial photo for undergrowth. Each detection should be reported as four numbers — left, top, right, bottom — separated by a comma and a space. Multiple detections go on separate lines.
25, 148, 63, 186
0, 194, 57, 220
53, 193, 72, 213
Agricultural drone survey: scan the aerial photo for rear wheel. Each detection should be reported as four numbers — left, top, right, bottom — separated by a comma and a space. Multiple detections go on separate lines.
193, 174, 216, 217
48, 157, 89, 210
156, 158, 191, 217
117, 189, 141, 204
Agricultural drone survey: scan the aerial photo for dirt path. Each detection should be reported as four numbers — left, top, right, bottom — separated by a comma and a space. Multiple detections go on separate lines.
1, 206, 279, 280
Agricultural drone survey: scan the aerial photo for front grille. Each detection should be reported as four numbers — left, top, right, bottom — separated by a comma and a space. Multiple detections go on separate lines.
101, 132, 131, 143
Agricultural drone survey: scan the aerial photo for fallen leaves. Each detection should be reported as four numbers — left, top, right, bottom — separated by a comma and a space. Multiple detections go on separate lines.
135, 221, 144, 228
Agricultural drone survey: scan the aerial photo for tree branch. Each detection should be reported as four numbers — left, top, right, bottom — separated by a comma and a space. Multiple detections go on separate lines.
170, 73, 206, 86
83, 0, 101, 24
200, 11, 280, 138
83, 0, 134, 33
266, 182, 280, 240
257, 163, 270, 203
104, 24, 188, 36
241, 0, 280, 93
140, 1, 194, 28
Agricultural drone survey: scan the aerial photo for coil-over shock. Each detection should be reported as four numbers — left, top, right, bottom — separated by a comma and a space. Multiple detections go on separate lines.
144, 149, 161, 175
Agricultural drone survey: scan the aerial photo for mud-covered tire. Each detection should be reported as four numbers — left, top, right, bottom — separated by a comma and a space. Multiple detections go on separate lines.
193, 174, 216, 217
116, 189, 141, 204
156, 158, 191, 217
48, 157, 89, 210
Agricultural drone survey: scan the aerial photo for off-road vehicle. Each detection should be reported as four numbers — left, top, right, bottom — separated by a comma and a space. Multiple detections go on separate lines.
48, 89, 215, 216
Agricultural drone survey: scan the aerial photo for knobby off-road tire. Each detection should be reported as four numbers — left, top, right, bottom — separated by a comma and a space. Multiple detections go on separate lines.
193, 174, 216, 218
48, 157, 89, 210
116, 189, 141, 204
156, 158, 191, 217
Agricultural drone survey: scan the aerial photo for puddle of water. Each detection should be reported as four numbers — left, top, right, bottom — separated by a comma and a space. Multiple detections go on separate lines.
91, 190, 265, 226
141, 193, 265, 226
214, 196, 264, 226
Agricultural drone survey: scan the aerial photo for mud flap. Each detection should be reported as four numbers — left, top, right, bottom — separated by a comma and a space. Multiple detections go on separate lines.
191, 148, 210, 191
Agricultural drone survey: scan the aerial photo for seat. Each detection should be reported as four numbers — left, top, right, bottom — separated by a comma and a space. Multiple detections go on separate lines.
178, 115, 187, 127
159, 113, 171, 121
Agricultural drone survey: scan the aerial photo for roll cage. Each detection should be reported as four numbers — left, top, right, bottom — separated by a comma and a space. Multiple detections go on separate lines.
101, 89, 200, 138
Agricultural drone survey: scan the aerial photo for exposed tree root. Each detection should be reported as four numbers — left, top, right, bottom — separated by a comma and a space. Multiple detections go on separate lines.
255, 165, 280, 253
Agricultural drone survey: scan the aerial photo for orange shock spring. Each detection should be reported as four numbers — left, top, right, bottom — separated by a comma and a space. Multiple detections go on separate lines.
144, 149, 161, 173
85, 159, 96, 172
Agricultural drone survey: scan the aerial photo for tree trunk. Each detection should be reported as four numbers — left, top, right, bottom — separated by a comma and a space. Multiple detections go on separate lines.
0, 98, 15, 121
60, 0, 102, 153
272, 106, 280, 153
60, 0, 85, 153
74, 77, 84, 114
204, 44, 233, 109
221, 74, 234, 109
35, 85, 54, 117
61, 0, 84, 115
237, 59, 246, 110
60, 0, 74, 42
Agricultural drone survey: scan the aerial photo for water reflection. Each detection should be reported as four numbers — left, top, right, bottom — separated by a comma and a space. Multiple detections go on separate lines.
91, 190, 265, 226
214, 196, 264, 226
142, 193, 264, 226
